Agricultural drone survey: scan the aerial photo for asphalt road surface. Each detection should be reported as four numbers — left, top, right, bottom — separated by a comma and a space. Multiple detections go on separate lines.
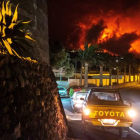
61, 85, 140, 140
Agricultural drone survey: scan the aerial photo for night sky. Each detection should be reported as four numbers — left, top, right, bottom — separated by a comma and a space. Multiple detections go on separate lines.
48, 0, 140, 57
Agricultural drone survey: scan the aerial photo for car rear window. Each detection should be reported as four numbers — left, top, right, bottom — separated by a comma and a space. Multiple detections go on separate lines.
89, 92, 120, 102
58, 88, 65, 90
74, 92, 87, 100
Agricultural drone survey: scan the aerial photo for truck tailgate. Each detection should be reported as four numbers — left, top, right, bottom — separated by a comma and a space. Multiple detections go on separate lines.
89, 105, 130, 120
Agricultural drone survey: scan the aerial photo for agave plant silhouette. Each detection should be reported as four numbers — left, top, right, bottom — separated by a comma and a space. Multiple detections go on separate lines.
0, 0, 34, 57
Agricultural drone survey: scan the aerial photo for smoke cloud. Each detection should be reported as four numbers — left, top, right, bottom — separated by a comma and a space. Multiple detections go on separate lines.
85, 20, 106, 44
100, 32, 140, 55
48, 0, 140, 56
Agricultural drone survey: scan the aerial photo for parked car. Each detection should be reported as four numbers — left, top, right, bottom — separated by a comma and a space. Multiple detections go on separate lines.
58, 86, 67, 97
70, 91, 89, 112
82, 88, 136, 138
67, 86, 85, 97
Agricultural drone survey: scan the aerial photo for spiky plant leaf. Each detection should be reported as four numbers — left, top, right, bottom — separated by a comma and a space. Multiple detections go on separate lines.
2, 26, 6, 37
12, 49, 21, 58
2, 39, 13, 54
2, 13, 6, 25
12, 4, 19, 22
2, 1, 6, 16
25, 35, 34, 41
0, 11, 2, 22
0, 1, 34, 57
8, 4, 12, 16
16, 21, 31, 30
7, 38, 12, 44
13, 39, 32, 52
6, 1, 10, 15
9, 23, 17, 29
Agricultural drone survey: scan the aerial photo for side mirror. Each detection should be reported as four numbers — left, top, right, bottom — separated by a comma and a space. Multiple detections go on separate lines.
124, 101, 132, 107
80, 97, 84, 100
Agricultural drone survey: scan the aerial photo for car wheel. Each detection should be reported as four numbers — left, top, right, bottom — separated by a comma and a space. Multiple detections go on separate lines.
119, 127, 129, 138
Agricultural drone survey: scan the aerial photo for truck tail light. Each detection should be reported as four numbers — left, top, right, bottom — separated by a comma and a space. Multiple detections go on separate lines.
128, 109, 136, 118
84, 108, 90, 115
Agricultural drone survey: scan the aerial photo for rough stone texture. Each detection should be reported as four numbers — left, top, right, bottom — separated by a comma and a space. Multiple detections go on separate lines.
11, 0, 50, 63
0, 54, 67, 140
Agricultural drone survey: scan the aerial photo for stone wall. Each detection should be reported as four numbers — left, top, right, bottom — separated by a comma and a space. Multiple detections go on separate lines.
0, 54, 67, 140
11, 0, 50, 63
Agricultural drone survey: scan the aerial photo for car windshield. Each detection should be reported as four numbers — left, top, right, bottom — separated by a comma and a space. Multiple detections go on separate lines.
89, 91, 120, 102
74, 92, 87, 100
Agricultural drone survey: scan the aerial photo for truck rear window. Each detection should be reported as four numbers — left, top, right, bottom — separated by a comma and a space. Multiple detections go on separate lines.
89, 92, 120, 102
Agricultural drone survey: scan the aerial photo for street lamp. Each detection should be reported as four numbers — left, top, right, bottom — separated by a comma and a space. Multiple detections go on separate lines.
114, 67, 116, 70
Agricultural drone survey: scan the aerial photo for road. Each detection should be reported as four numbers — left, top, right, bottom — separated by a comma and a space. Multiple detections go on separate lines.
61, 85, 140, 140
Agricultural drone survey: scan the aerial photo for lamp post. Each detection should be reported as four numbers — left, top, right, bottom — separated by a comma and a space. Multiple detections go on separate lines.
116, 58, 119, 84
99, 66, 103, 87
114, 67, 117, 83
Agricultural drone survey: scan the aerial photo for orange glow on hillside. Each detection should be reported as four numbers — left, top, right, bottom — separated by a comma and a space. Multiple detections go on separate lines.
130, 39, 140, 53
78, 13, 140, 56
99, 28, 114, 43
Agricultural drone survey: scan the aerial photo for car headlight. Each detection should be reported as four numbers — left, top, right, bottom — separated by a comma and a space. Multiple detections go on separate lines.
128, 109, 136, 118
84, 108, 90, 115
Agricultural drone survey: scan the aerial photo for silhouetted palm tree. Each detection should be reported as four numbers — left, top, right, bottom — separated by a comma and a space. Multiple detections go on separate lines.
94, 51, 105, 87
131, 59, 140, 82
104, 54, 116, 86
123, 53, 135, 82
78, 44, 97, 87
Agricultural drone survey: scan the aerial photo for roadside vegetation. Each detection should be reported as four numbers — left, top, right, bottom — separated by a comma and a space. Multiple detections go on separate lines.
49, 41, 74, 81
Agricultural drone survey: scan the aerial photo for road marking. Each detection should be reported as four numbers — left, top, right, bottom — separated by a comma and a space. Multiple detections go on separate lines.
130, 127, 140, 136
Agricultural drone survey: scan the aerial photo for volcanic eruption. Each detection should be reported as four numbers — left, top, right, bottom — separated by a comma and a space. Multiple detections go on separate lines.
48, 0, 140, 57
